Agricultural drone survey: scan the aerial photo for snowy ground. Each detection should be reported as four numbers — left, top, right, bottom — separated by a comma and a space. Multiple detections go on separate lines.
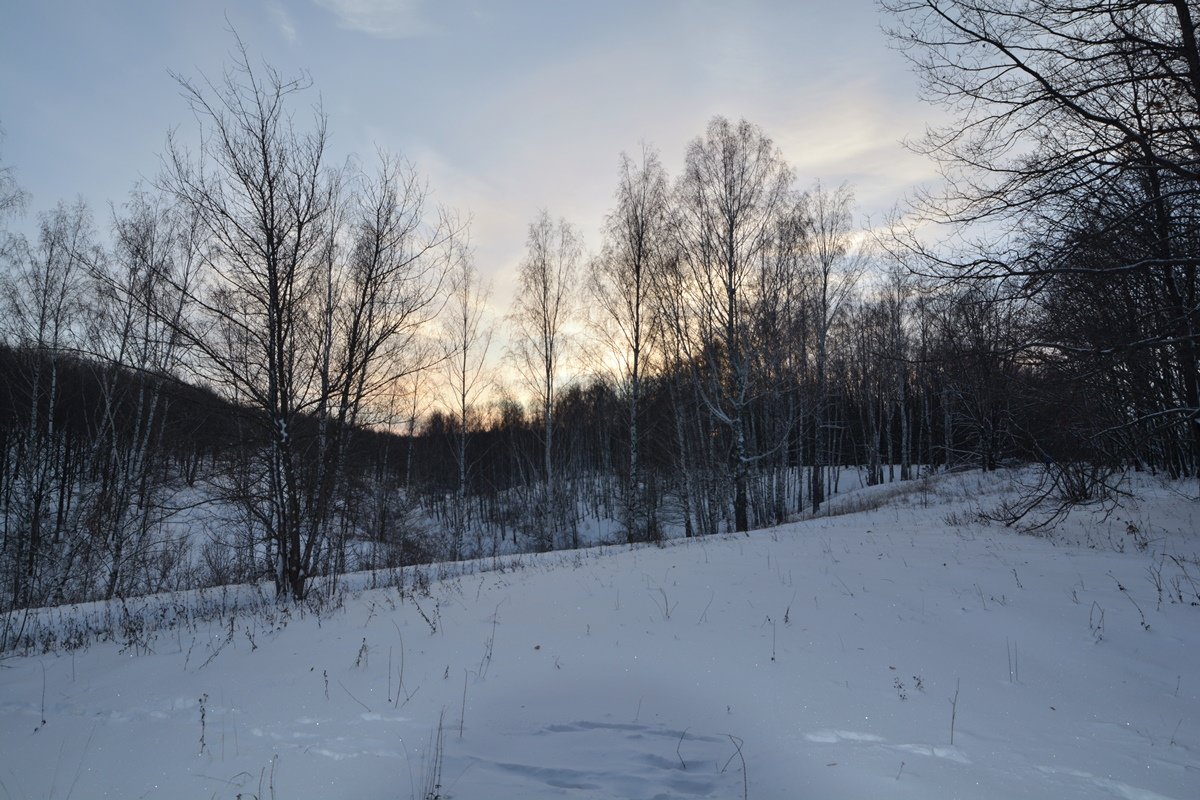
1, 469, 1198, 799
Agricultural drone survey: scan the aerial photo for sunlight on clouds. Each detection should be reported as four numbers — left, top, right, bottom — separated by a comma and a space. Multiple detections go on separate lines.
770, 80, 944, 221
313, 0, 431, 38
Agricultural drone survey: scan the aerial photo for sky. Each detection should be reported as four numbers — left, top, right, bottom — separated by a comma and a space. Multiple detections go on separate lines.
0, 0, 941, 311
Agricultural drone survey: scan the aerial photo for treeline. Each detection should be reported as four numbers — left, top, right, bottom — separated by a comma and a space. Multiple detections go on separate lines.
3, 2, 1198, 611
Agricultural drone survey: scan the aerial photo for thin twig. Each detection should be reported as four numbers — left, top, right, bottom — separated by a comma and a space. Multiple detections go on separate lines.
338, 679, 371, 713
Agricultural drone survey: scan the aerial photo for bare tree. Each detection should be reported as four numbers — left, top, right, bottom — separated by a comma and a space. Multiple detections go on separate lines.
0, 200, 93, 609
440, 240, 492, 560
751, 192, 812, 523
844, 298, 886, 485
589, 147, 671, 542
508, 211, 581, 550
162, 40, 452, 599
803, 183, 866, 511
84, 190, 200, 599
882, 0, 1200, 481
318, 155, 450, 583
649, 233, 705, 537
674, 117, 793, 532
882, 262, 914, 481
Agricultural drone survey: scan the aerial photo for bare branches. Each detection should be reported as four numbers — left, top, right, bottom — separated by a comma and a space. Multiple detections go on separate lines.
882, 0, 1200, 484
589, 146, 672, 542
161, 42, 455, 599
507, 211, 582, 551
673, 117, 795, 531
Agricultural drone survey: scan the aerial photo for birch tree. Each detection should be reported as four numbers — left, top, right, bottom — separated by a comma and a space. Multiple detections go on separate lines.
0, 201, 92, 609
803, 182, 864, 512
84, 191, 199, 599
440, 242, 492, 560
674, 117, 792, 532
508, 211, 581, 550
589, 148, 671, 542
163, 41, 451, 599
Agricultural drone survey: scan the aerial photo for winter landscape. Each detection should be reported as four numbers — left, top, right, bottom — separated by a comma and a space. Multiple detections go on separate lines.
1, 469, 1198, 799
3, 1, 1200, 797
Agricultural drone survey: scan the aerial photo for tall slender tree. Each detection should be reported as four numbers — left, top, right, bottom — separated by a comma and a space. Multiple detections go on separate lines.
674, 117, 793, 532
441, 240, 492, 559
508, 211, 581, 550
589, 147, 671, 542
801, 182, 864, 512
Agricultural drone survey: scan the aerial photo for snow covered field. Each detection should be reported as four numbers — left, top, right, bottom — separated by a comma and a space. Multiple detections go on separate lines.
1, 469, 1198, 799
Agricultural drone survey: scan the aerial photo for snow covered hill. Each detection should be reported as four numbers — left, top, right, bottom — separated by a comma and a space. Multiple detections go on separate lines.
1, 470, 1197, 799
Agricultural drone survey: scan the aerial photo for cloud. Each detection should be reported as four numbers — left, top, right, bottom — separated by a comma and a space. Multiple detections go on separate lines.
269, 2, 299, 43
312, 0, 431, 38
740, 72, 946, 223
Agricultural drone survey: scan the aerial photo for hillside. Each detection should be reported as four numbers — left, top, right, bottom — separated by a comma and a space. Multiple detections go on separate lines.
0, 469, 1197, 799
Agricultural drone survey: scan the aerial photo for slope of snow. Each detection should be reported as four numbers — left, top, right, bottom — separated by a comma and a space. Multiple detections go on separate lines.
1, 470, 1197, 799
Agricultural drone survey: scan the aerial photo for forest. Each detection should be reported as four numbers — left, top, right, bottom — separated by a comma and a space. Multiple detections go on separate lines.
1, 1, 1197, 619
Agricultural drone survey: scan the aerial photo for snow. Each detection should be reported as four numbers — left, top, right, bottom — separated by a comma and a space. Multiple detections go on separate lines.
1, 469, 1198, 799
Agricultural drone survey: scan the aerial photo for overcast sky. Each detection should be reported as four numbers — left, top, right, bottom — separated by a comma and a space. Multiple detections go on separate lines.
1, 0, 940, 308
